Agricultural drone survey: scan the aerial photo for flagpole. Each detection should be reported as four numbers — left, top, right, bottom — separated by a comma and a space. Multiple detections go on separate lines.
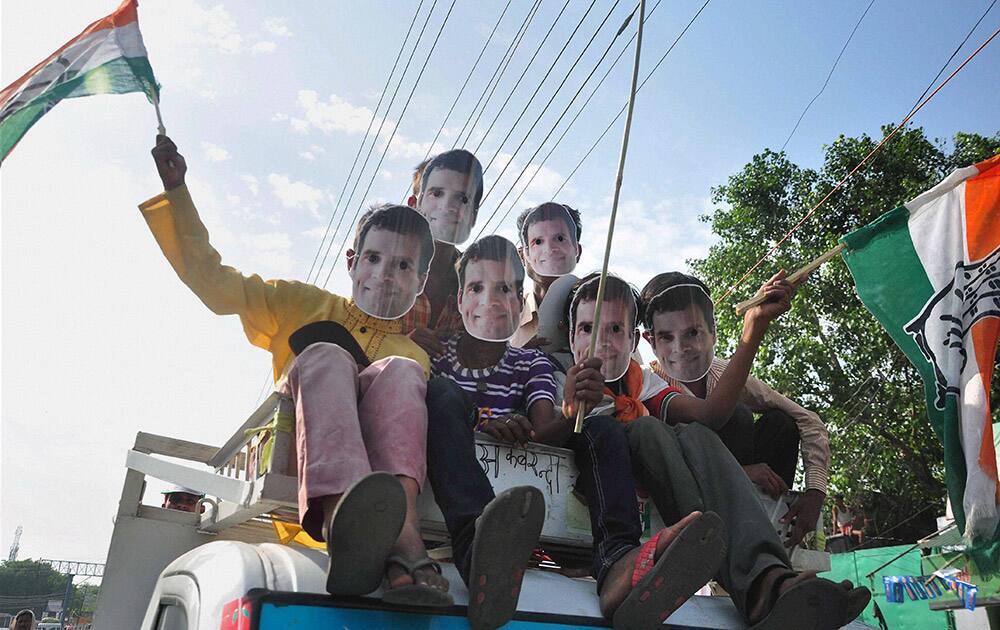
732, 243, 846, 315
152, 91, 166, 136
574, 0, 646, 434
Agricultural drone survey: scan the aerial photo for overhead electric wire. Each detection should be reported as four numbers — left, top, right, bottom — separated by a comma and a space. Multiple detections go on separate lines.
312, 0, 445, 283
452, 0, 543, 149
482, 0, 664, 236
405, 0, 513, 201
475, 4, 639, 235
780, 0, 877, 152
307, 0, 427, 284
718, 22, 1000, 304
478, 0, 629, 204
545, 0, 713, 204
323, 0, 459, 287
472, 0, 582, 158
904, 0, 997, 117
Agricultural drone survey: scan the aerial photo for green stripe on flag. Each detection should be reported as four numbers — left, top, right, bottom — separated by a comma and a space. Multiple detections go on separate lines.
0, 56, 158, 163
841, 206, 969, 535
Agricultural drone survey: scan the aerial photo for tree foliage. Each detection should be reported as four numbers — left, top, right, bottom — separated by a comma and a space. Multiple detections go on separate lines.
0, 559, 69, 616
690, 127, 1000, 542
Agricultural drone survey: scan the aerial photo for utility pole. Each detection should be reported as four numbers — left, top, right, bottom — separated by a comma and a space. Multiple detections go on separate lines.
7, 525, 22, 561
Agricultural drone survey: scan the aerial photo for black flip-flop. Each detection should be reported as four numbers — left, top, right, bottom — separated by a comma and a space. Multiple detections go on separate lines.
289, 320, 371, 367
749, 576, 849, 630
468, 486, 545, 630
325, 472, 406, 596
612, 511, 727, 630
382, 555, 455, 607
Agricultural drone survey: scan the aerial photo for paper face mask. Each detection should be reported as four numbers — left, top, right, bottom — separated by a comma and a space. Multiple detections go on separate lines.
520, 203, 580, 278
457, 236, 525, 342
417, 150, 483, 245
569, 275, 638, 382
647, 284, 717, 383
349, 206, 434, 320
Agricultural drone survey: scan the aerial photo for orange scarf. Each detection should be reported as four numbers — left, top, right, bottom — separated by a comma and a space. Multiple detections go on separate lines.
604, 360, 648, 423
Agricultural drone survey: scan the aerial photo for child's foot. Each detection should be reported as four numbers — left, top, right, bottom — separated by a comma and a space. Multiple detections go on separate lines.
323, 472, 406, 596
746, 568, 851, 630
382, 554, 453, 607
601, 511, 726, 629
468, 486, 545, 630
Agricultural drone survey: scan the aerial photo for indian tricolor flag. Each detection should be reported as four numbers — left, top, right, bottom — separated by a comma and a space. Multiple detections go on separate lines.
842, 154, 1000, 543
0, 0, 158, 164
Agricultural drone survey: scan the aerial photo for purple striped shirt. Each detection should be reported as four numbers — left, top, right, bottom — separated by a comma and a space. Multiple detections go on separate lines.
431, 336, 557, 430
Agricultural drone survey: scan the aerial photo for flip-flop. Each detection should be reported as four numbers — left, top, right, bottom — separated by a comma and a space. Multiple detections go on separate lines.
382, 555, 455, 607
468, 486, 545, 630
748, 575, 848, 630
612, 511, 727, 630
325, 471, 406, 596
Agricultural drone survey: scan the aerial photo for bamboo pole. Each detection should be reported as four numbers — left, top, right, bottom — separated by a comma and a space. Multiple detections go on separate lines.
574, 0, 646, 433
733, 243, 846, 315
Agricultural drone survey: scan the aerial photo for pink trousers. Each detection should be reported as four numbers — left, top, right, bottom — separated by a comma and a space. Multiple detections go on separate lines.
284, 342, 427, 539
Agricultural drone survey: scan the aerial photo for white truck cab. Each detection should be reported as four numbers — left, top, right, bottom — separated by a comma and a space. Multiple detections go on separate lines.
96, 393, 867, 630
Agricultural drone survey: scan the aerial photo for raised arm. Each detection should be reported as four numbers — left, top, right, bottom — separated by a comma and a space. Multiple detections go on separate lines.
663, 271, 795, 429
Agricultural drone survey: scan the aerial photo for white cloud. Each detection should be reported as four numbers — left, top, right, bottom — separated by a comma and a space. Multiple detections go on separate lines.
192, 3, 242, 54
309, 144, 326, 154
272, 112, 289, 121
299, 150, 316, 161
240, 231, 295, 275
252, 41, 277, 54
267, 173, 324, 217
201, 141, 231, 162
291, 90, 382, 136
226, 194, 241, 206
264, 16, 293, 37
302, 226, 329, 240
241, 174, 260, 196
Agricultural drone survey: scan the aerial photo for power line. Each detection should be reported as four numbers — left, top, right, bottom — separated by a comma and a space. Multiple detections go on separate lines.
905, 0, 998, 117
323, 0, 459, 287
478, 0, 629, 204
452, 0, 543, 149
719, 21, 1000, 303
313, 0, 445, 284
472, 0, 581, 159
780, 0, 876, 152
307, 0, 428, 284
484, 0, 665, 232
406, 0, 513, 201
545, 0, 712, 204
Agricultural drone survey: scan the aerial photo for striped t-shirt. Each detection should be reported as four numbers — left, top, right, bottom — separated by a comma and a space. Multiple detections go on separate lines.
432, 336, 557, 430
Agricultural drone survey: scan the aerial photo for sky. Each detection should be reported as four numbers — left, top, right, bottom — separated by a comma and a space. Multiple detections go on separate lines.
1, 0, 998, 568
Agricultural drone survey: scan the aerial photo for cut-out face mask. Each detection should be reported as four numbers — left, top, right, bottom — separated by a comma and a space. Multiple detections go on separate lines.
349, 207, 434, 320
457, 236, 525, 342
647, 284, 717, 383
569, 276, 638, 382
520, 203, 580, 278
418, 151, 483, 245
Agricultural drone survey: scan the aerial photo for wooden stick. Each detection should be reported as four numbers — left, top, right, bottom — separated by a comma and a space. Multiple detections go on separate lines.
733, 243, 846, 315
574, 0, 646, 433
152, 91, 166, 136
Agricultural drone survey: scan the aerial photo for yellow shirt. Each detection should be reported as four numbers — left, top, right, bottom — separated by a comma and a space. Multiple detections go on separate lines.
139, 185, 430, 381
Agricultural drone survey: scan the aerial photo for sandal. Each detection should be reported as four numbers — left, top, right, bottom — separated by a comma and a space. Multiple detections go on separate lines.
468, 486, 545, 630
748, 572, 848, 630
381, 555, 454, 608
612, 511, 727, 630
324, 472, 406, 596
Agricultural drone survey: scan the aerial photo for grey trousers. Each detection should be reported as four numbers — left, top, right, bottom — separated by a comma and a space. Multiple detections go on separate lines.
625, 416, 790, 620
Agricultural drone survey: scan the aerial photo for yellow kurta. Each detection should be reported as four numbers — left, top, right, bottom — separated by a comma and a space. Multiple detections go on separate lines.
139, 184, 430, 381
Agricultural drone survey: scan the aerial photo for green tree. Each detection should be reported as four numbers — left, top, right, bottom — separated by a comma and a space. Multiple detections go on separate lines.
691, 126, 1000, 542
0, 559, 72, 616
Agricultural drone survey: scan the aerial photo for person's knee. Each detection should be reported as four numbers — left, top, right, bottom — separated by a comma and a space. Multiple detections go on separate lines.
626, 415, 664, 445
722, 403, 754, 432
680, 421, 730, 453
583, 414, 629, 451
382, 355, 424, 380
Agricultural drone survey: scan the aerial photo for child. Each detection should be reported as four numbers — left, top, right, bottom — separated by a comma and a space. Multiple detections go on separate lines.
640, 272, 830, 548
402, 151, 482, 354
425, 235, 550, 629
634, 272, 868, 627
511, 202, 583, 349
539, 272, 726, 626
145, 136, 450, 606
417, 149, 483, 245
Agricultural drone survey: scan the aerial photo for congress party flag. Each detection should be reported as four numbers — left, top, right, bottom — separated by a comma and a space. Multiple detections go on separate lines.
841, 154, 1000, 544
0, 0, 159, 164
